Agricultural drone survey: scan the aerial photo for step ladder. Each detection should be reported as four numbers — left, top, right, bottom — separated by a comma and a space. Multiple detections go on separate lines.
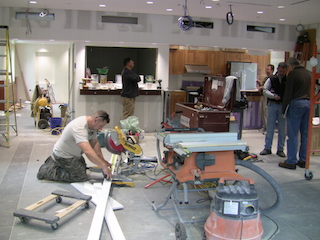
0, 25, 18, 147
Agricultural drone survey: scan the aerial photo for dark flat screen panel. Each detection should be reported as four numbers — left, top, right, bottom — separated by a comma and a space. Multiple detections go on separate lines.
86, 46, 157, 82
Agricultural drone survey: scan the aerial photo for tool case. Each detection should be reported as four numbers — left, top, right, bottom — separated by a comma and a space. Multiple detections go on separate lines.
175, 76, 236, 132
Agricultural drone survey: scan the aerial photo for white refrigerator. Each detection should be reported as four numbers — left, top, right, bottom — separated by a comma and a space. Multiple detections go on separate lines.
230, 62, 258, 90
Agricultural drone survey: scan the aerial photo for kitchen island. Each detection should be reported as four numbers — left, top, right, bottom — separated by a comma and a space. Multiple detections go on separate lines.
78, 88, 163, 132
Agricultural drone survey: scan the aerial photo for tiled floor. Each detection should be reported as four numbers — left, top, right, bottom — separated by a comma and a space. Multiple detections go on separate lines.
1, 104, 320, 240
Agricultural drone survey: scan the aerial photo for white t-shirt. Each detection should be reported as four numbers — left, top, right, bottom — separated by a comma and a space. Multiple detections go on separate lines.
53, 116, 97, 158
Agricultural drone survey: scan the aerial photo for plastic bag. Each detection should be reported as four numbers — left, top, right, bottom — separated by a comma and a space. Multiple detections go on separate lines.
120, 116, 143, 134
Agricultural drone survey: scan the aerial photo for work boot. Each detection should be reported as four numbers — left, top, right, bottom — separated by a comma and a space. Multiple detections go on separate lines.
276, 150, 286, 158
296, 160, 306, 168
278, 161, 296, 170
260, 149, 271, 155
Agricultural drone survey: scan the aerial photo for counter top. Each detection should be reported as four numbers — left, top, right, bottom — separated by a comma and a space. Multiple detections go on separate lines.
80, 89, 162, 95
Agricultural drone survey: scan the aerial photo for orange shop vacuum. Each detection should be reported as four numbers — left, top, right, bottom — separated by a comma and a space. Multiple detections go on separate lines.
205, 177, 263, 240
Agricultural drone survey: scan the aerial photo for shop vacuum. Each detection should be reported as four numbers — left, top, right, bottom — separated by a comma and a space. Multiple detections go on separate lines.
205, 177, 263, 240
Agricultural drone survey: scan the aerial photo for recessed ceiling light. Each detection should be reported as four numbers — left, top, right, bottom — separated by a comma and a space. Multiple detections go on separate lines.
205, 6, 212, 9
279, 18, 285, 21
29, 1, 37, 4
166, 8, 173, 12
99, 4, 106, 7
257, 11, 263, 14
278, 6, 285, 9
146, 1, 154, 4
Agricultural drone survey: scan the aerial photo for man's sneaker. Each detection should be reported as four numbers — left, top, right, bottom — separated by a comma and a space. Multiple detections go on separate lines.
260, 149, 271, 155
278, 161, 296, 170
296, 160, 306, 168
276, 150, 286, 158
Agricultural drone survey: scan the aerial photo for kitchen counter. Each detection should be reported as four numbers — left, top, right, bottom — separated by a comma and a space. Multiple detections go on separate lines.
80, 89, 161, 95
77, 88, 163, 132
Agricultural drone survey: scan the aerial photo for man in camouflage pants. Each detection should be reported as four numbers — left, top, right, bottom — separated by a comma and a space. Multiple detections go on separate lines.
37, 110, 112, 182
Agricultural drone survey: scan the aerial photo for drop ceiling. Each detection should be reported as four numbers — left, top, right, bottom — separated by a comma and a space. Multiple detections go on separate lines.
0, 0, 319, 26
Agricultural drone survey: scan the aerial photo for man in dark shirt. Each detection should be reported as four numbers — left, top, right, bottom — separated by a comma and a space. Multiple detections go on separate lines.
121, 58, 141, 119
279, 57, 311, 170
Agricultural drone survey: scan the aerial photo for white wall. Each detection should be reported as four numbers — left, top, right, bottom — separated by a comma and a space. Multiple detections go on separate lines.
14, 43, 70, 104
2, 7, 298, 51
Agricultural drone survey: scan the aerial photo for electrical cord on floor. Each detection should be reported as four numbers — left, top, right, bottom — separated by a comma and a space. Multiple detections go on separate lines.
262, 214, 280, 240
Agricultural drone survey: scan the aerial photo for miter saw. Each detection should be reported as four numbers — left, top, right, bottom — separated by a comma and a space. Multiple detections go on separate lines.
105, 126, 157, 176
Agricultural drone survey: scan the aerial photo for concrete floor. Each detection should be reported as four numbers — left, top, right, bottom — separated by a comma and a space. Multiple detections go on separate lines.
1, 104, 320, 240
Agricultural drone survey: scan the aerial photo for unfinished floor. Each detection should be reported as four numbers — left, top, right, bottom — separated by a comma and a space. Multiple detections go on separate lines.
1, 104, 320, 240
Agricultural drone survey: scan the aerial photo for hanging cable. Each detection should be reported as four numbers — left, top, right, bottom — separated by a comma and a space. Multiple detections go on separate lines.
178, 0, 193, 31
226, 5, 234, 26
25, 9, 32, 35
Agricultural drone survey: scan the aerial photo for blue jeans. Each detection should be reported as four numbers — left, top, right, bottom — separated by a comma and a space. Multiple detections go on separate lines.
286, 99, 310, 164
264, 102, 286, 151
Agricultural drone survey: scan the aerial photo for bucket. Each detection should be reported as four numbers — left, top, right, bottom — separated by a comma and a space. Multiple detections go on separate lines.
50, 117, 62, 135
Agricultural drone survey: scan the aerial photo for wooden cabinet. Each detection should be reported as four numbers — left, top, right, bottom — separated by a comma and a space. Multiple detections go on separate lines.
169, 49, 270, 77
169, 49, 185, 74
185, 50, 208, 65
208, 51, 226, 76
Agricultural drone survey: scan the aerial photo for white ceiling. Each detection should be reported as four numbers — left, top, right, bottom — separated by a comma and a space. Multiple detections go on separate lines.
0, 0, 320, 27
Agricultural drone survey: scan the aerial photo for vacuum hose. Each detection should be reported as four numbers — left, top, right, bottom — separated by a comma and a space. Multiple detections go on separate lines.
235, 159, 283, 215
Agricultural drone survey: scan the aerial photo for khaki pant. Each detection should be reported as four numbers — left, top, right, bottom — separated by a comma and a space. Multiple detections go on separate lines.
260, 95, 268, 131
122, 97, 135, 119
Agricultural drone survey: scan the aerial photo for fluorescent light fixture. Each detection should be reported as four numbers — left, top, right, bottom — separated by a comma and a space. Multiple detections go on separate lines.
277, 6, 285, 8
257, 11, 263, 14
212, 0, 219, 2
146, 1, 154, 4
166, 8, 173, 11
49, 39, 55, 41
99, 4, 106, 7
279, 18, 285, 21
29, 1, 37, 4
205, 6, 212, 9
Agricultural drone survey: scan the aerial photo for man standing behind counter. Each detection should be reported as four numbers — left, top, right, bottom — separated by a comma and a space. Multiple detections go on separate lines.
121, 57, 141, 119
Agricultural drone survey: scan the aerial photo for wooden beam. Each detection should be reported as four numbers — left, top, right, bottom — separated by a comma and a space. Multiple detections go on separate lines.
87, 154, 125, 240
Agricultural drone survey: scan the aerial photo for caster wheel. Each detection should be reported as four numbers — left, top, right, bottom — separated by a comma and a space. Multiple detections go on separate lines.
85, 202, 90, 209
51, 222, 59, 230
56, 196, 62, 203
175, 222, 187, 240
19, 216, 28, 224
38, 119, 49, 129
305, 172, 313, 181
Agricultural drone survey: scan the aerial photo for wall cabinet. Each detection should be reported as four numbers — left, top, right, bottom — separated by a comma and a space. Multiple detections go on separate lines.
169, 49, 186, 74
169, 49, 270, 80
185, 50, 208, 65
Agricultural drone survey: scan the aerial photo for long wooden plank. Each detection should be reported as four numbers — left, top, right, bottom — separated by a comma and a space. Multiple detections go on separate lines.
56, 200, 86, 219
25, 194, 57, 211
71, 182, 124, 210
105, 201, 126, 240
87, 154, 118, 240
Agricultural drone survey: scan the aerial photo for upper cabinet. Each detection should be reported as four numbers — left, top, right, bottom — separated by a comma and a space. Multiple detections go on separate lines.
169, 49, 270, 80
169, 49, 186, 74
185, 50, 208, 65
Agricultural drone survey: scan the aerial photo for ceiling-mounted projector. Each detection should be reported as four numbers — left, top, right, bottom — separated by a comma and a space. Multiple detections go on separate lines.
39, 9, 49, 17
